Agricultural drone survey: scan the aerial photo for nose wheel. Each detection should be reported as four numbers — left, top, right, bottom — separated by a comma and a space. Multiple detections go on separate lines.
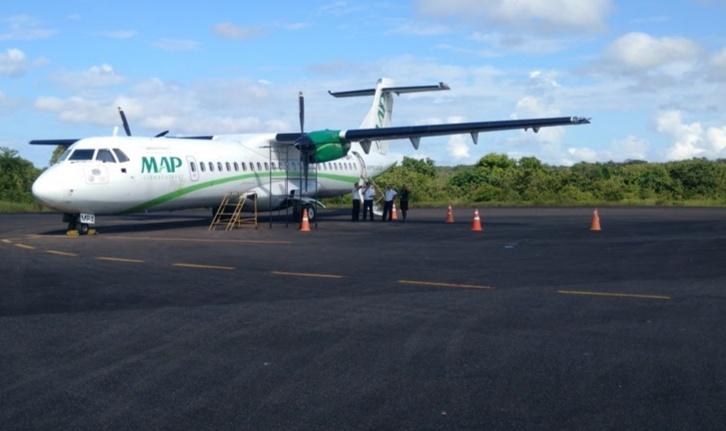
64, 213, 96, 236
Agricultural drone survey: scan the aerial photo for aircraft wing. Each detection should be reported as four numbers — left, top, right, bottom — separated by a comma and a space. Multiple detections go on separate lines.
275, 116, 589, 149
341, 116, 589, 144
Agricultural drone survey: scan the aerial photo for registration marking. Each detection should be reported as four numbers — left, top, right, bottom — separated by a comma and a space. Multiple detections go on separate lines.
14, 243, 35, 250
557, 290, 671, 301
398, 280, 494, 290
271, 271, 344, 279
45, 249, 78, 257
173, 262, 235, 271
96, 256, 144, 264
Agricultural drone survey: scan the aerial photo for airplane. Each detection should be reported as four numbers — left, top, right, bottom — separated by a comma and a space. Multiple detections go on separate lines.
30, 78, 590, 234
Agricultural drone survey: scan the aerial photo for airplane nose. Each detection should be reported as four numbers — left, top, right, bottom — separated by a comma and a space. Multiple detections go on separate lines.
32, 171, 63, 206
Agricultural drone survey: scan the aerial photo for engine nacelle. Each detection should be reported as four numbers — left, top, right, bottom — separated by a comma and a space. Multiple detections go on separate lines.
307, 129, 351, 163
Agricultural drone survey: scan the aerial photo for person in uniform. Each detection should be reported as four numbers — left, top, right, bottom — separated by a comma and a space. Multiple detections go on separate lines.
399, 185, 409, 222
363, 182, 375, 221
351, 183, 362, 221
382, 186, 397, 222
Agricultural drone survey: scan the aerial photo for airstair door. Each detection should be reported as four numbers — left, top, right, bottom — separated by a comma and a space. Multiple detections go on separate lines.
186, 156, 199, 182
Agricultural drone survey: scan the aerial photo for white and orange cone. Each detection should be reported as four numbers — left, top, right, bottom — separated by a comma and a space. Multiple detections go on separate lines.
446, 205, 455, 224
300, 208, 311, 232
392, 202, 399, 221
590, 208, 601, 232
471, 209, 483, 232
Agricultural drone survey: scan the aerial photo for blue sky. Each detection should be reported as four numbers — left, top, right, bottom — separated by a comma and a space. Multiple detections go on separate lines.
1, 0, 725, 167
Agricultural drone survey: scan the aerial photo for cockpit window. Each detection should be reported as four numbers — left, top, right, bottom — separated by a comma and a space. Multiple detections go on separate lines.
112, 148, 129, 162
68, 149, 95, 161
58, 148, 72, 162
96, 149, 117, 163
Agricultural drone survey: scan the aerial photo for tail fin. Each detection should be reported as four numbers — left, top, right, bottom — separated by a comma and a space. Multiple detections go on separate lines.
329, 78, 449, 154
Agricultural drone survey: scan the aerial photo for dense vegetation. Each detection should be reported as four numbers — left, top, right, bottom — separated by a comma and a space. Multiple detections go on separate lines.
373, 154, 726, 206
0, 147, 43, 212
1, 147, 726, 213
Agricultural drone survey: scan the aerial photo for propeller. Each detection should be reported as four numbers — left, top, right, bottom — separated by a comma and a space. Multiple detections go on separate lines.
294, 92, 314, 192
118, 107, 132, 136
117, 106, 169, 139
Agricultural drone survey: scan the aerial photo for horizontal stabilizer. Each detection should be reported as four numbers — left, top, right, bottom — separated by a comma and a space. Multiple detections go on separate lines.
29, 139, 79, 147
329, 82, 449, 98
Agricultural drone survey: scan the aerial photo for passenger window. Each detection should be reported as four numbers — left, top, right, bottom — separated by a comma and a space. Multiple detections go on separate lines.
217, 162, 223, 171
257, 162, 262, 171
112, 148, 130, 162
249, 162, 254, 171
241, 162, 247, 171
200, 162, 206, 172
209, 162, 214, 172
233, 162, 239, 171
264, 162, 269, 171
190, 162, 196, 172
68, 149, 95, 161
225, 162, 231, 171
270, 162, 276, 170
96, 149, 117, 163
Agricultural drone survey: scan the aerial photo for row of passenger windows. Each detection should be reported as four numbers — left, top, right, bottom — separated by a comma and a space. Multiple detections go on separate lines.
64, 148, 130, 163
189, 160, 357, 174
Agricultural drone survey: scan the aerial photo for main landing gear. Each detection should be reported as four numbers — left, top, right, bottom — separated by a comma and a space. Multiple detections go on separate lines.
63, 213, 96, 237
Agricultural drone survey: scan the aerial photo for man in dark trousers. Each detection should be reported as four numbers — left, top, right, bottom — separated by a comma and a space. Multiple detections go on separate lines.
382, 185, 397, 221
362, 181, 375, 221
399, 185, 410, 222
351, 183, 362, 221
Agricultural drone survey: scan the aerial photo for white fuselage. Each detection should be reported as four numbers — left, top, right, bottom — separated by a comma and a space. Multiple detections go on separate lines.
32, 134, 394, 215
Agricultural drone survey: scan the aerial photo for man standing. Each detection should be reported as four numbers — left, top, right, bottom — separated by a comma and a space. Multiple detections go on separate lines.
382, 186, 397, 222
399, 185, 409, 222
363, 182, 375, 221
351, 183, 362, 221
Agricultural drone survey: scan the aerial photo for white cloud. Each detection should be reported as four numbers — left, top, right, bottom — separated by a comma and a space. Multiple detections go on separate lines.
0, 48, 27, 77
656, 110, 726, 160
469, 31, 572, 54
152, 38, 200, 51
599, 32, 701, 75
708, 47, 726, 81
389, 21, 450, 36
213, 22, 265, 40
0, 15, 55, 41
52, 64, 125, 88
567, 147, 599, 162
418, 0, 612, 33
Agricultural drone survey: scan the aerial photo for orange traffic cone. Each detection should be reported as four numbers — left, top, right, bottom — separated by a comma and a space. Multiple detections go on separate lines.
590, 208, 601, 232
471, 209, 483, 232
392, 202, 399, 221
300, 208, 311, 232
446, 205, 455, 224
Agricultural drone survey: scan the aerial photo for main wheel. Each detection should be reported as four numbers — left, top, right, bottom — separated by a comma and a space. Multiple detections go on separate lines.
305, 205, 316, 222
78, 223, 89, 235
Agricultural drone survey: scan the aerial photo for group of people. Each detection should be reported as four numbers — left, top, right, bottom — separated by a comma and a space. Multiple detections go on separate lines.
351, 182, 409, 222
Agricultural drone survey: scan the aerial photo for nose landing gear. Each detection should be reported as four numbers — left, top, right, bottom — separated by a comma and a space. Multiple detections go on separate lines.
63, 213, 97, 236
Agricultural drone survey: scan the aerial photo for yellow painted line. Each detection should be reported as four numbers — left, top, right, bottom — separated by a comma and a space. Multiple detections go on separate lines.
173, 262, 235, 271
271, 270, 344, 279
96, 256, 144, 264
1, 239, 12, 244
45, 249, 78, 257
558, 290, 671, 301
14, 243, 35, 250
399, 280, 494, 290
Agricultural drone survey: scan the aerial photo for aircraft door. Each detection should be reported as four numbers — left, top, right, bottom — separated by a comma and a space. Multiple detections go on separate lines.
186, 156, 199, 182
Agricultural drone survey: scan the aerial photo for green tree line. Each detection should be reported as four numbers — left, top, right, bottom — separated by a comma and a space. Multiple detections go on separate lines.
374, 154, 726, 206
0, 147, 42, 205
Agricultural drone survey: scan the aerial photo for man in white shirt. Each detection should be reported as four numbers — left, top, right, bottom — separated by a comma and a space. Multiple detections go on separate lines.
351, 183, 362, 221
382, 186, 397, 222
363, 182, 375, 221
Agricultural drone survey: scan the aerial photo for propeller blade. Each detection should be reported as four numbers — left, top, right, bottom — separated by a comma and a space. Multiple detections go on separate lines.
154, 130, 169, 138
298, 91, 304, 133
118, 107, 131, 136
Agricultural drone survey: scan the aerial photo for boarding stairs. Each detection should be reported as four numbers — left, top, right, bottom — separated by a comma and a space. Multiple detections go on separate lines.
209, 192, 258, 231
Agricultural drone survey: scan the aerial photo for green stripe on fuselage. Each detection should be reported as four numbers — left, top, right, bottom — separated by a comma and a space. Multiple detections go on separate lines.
121, 171, 358, 214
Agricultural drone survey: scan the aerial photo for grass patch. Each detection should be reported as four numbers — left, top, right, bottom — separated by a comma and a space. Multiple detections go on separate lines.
0, 200, 49, 213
